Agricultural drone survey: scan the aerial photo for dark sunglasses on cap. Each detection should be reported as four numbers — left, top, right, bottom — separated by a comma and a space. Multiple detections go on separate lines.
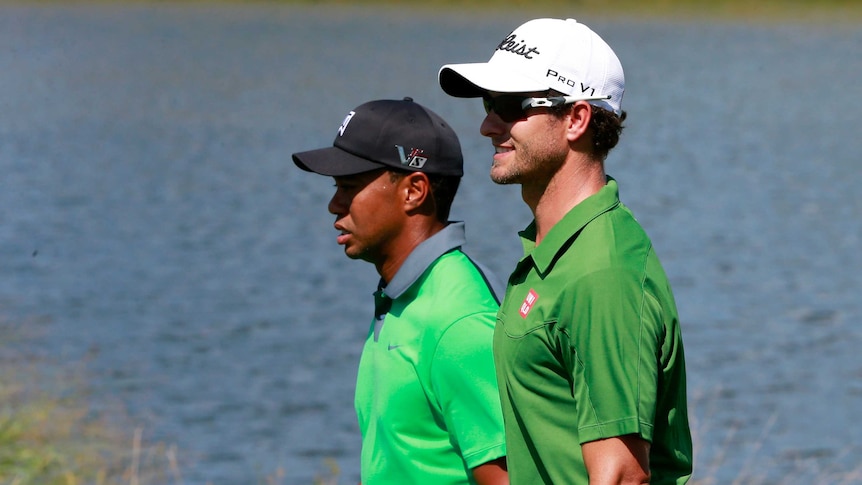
482, 94, 612, 123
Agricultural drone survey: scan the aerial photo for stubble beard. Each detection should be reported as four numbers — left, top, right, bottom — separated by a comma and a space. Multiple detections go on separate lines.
489, 144, 565, 186
489, 158, 520, 185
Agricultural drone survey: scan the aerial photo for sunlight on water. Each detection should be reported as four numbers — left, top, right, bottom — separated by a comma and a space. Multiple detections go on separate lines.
1, 4, 860, 484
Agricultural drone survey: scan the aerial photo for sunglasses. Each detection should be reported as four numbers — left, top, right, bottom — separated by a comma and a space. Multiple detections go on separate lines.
482, 94, 612, 123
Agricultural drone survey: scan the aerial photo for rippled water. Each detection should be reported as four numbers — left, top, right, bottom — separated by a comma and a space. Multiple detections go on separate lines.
1, 4, 860, 484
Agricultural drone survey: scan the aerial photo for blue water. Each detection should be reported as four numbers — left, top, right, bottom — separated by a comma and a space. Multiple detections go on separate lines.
1, 4, 860, 484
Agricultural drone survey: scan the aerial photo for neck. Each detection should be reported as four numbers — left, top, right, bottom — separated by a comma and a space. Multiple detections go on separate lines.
523, 157, 605, 245
375, 219, 446, 284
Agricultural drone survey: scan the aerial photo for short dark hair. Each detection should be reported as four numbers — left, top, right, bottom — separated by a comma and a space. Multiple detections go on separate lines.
548, 91, 626, 160
388, 170, 461, 222
588, 106, 626, 160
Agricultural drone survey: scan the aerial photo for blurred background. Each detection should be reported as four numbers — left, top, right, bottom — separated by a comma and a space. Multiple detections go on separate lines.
1, 2, 860, 483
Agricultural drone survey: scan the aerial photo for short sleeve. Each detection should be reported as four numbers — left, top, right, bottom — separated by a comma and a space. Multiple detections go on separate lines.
560, 267, 660, 444
429, 311, 507, 469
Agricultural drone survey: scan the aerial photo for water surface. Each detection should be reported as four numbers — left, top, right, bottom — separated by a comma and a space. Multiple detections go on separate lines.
1, 4, 860, 483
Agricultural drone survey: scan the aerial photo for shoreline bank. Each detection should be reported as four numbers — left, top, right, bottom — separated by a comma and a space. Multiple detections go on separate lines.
1, 0, 861, 24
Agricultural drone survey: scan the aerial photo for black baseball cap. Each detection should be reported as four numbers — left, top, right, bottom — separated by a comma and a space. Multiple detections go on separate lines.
292, 97, 463, 177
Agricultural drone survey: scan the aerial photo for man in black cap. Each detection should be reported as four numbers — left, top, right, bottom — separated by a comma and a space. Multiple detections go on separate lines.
292, 97, 508, 485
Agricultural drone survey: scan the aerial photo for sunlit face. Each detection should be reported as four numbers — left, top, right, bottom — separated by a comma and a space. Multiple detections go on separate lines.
479, 92, 570, 186
327, 169, 406, 264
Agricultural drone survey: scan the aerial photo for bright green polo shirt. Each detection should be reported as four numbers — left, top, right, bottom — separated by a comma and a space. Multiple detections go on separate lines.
355, 222, 506, 485
494, 178, 693, 484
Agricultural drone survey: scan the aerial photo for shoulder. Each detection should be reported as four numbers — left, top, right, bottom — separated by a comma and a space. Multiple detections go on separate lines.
422, 250, 501, 303
399, 251, 499, 337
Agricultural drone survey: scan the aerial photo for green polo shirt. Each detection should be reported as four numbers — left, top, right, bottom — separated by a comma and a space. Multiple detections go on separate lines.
494, 178, 692, 484
355, 222, 506, 485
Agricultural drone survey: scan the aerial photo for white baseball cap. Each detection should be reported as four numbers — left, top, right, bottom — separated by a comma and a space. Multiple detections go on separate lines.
439, 18, 625, 116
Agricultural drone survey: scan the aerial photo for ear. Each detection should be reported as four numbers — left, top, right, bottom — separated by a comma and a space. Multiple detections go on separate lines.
401, 172, 432, 213
564, 101, 593, 143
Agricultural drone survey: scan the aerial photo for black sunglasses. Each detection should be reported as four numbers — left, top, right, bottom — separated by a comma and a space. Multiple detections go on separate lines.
482, 94, 612, 123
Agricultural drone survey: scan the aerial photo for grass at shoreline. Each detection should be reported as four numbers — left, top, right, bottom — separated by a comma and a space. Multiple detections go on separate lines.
0, 321, 178, 485
3, 319, 861, 483
337, 1, 862, 25
282, 0, 862, 20
0, 319, 338, 484
3, 0, 862, 23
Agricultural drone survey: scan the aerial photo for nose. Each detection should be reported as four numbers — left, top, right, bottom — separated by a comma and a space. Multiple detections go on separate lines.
480, 110, 506, 138
328, 189, 347, 215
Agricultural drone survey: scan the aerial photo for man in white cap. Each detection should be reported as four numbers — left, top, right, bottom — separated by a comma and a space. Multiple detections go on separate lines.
293, 98, 508, 485
439, 19, 693, 484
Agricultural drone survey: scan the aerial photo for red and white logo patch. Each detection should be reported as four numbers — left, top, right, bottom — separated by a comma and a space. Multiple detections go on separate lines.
519, 289, 539, 318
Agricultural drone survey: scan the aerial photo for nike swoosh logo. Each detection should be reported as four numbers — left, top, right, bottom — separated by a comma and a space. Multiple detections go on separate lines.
388, 344, 402, 351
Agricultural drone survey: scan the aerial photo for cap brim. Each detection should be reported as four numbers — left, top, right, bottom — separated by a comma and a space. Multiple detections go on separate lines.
439, 63, 548, 98
292, 146, 388, 177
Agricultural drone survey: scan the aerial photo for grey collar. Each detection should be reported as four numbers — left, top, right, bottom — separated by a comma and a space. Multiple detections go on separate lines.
379, 222, 466, 299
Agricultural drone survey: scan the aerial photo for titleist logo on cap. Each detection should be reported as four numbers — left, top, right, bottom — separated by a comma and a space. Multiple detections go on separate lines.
496, 33, 540, 59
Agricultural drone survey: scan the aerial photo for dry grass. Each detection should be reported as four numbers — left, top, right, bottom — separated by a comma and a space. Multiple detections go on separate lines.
688, 387, 862, 485
0, 319, 179, 485
4, 319, 859, 484
253, 0, 862, 24
2, 0, 861, 24
0, 317, 338, 485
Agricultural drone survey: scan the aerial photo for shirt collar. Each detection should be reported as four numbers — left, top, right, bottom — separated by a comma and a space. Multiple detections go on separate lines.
379, 221, 467, 299
518, 177, 621, 274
